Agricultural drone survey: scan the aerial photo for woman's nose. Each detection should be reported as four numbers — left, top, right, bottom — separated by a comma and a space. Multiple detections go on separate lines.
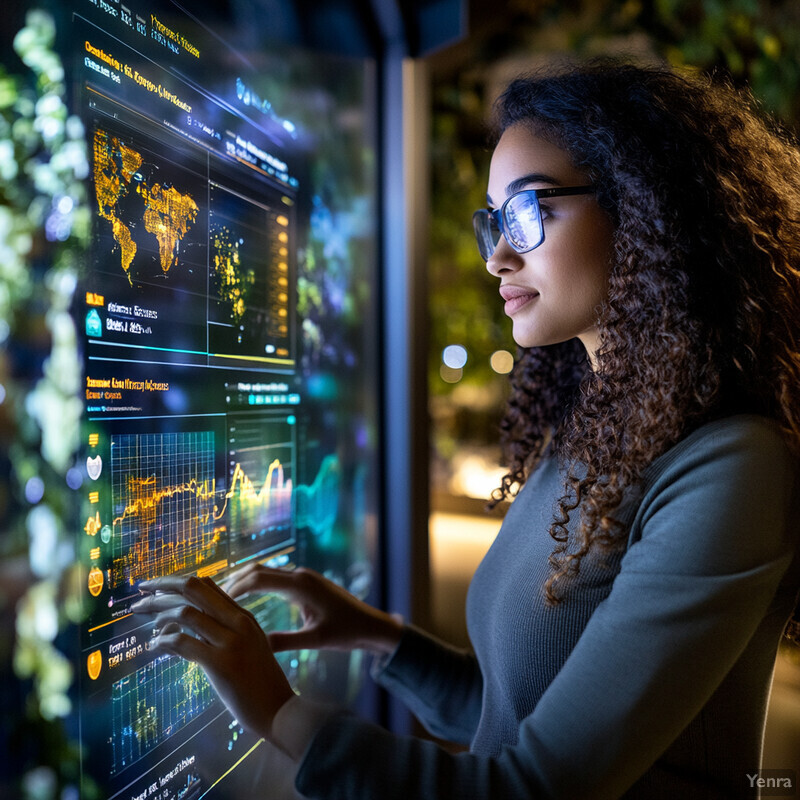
485, 236, 525, 277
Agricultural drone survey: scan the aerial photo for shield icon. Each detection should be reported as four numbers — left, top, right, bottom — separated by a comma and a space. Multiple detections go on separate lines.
87, 650, 102, 681
87, 455, 103, 481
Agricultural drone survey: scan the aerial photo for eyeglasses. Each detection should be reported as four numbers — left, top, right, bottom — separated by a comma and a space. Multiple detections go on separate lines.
472, 185, 596, 261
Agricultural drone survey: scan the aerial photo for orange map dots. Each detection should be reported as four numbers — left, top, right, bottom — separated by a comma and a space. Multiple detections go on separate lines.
94, 130, 142, 278
141, 182, 199, 274
212, 224, 254, 323
92, 129, 198, 284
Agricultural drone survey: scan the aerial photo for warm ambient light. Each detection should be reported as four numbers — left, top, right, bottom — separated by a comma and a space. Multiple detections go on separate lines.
440, 364, 462, 383
490, 349, 514, 374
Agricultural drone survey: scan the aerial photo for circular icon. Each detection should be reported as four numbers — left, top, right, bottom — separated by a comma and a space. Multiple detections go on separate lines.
88, 566, 104, 597
87, 650, 102, 680
101, 524, 112, 544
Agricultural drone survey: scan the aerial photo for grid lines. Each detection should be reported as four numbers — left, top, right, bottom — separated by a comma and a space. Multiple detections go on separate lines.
110, 431, 220, 587
110, 654, 215, 773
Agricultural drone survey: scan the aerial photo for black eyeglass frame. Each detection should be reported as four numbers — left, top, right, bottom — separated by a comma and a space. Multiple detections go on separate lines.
473, 185, 596, 261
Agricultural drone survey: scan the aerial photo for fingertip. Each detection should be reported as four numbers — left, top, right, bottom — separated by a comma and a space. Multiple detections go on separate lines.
138, 578, 166, 595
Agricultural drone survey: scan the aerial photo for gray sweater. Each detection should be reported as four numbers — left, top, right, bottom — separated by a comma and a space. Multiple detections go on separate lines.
279, 415, 800, 799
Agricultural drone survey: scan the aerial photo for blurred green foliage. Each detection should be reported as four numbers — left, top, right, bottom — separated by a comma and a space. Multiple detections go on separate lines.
0, 9, 97, 799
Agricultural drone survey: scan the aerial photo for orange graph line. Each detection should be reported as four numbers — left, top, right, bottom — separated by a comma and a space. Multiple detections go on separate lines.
113, 459, 290, 529
112, 475, 218, 529
109, 459, 290, 586
213, 459, 291, 521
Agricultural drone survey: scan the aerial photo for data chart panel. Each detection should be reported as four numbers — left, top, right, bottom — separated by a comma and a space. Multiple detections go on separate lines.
208, 182, 294, 362
225, 415, 295, 565
111, 655, 215, 775
72, 0, 381, 796
110, 431, 222, 588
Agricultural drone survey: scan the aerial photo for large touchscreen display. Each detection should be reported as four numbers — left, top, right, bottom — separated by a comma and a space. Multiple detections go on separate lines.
71, 2, 380, 796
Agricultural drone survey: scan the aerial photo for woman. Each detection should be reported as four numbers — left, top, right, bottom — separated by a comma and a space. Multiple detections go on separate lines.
133, 61, 800, 799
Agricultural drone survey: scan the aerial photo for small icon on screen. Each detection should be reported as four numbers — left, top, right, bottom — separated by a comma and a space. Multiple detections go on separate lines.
88, 566, 104, 597
87, 650, 102, 680
87, 455, 103, 480
86, 309, 102, 338
85, 512, 101, 536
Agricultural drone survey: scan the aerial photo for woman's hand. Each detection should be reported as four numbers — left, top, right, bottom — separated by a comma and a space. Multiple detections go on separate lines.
223, 565, 403, 655
131, 575, 295, 741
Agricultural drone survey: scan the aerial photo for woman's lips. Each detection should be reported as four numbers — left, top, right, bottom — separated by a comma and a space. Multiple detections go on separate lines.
500, 286, 539, 315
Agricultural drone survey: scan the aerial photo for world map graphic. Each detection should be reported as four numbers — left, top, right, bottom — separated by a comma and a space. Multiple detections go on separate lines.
93, 129, 199, 285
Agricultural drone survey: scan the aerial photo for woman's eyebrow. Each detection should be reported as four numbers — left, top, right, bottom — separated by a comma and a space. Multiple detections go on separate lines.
486, 172, 561, 205
506, 172, 561, 195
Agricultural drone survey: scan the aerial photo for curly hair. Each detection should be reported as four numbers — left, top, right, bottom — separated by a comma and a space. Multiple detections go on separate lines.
489, 61, 800, 637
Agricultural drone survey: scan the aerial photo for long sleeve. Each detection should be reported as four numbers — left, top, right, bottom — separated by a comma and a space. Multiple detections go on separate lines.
280, 415, 800, 800
369, 624, 483, 743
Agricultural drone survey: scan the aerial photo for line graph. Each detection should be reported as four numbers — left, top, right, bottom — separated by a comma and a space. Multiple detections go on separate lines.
225, 416, 295, 564
110, 654, 215, 774
110, 432, 222, 588
295, 454, 340, 538
221, 457, 292, 531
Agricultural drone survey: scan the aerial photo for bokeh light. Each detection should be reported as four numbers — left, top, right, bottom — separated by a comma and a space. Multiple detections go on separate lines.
490, 349, 514, 374
66, 466, 83, 490
440, 364, 463, 383
25, 476, 45, 504
442, 344, 468, 369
